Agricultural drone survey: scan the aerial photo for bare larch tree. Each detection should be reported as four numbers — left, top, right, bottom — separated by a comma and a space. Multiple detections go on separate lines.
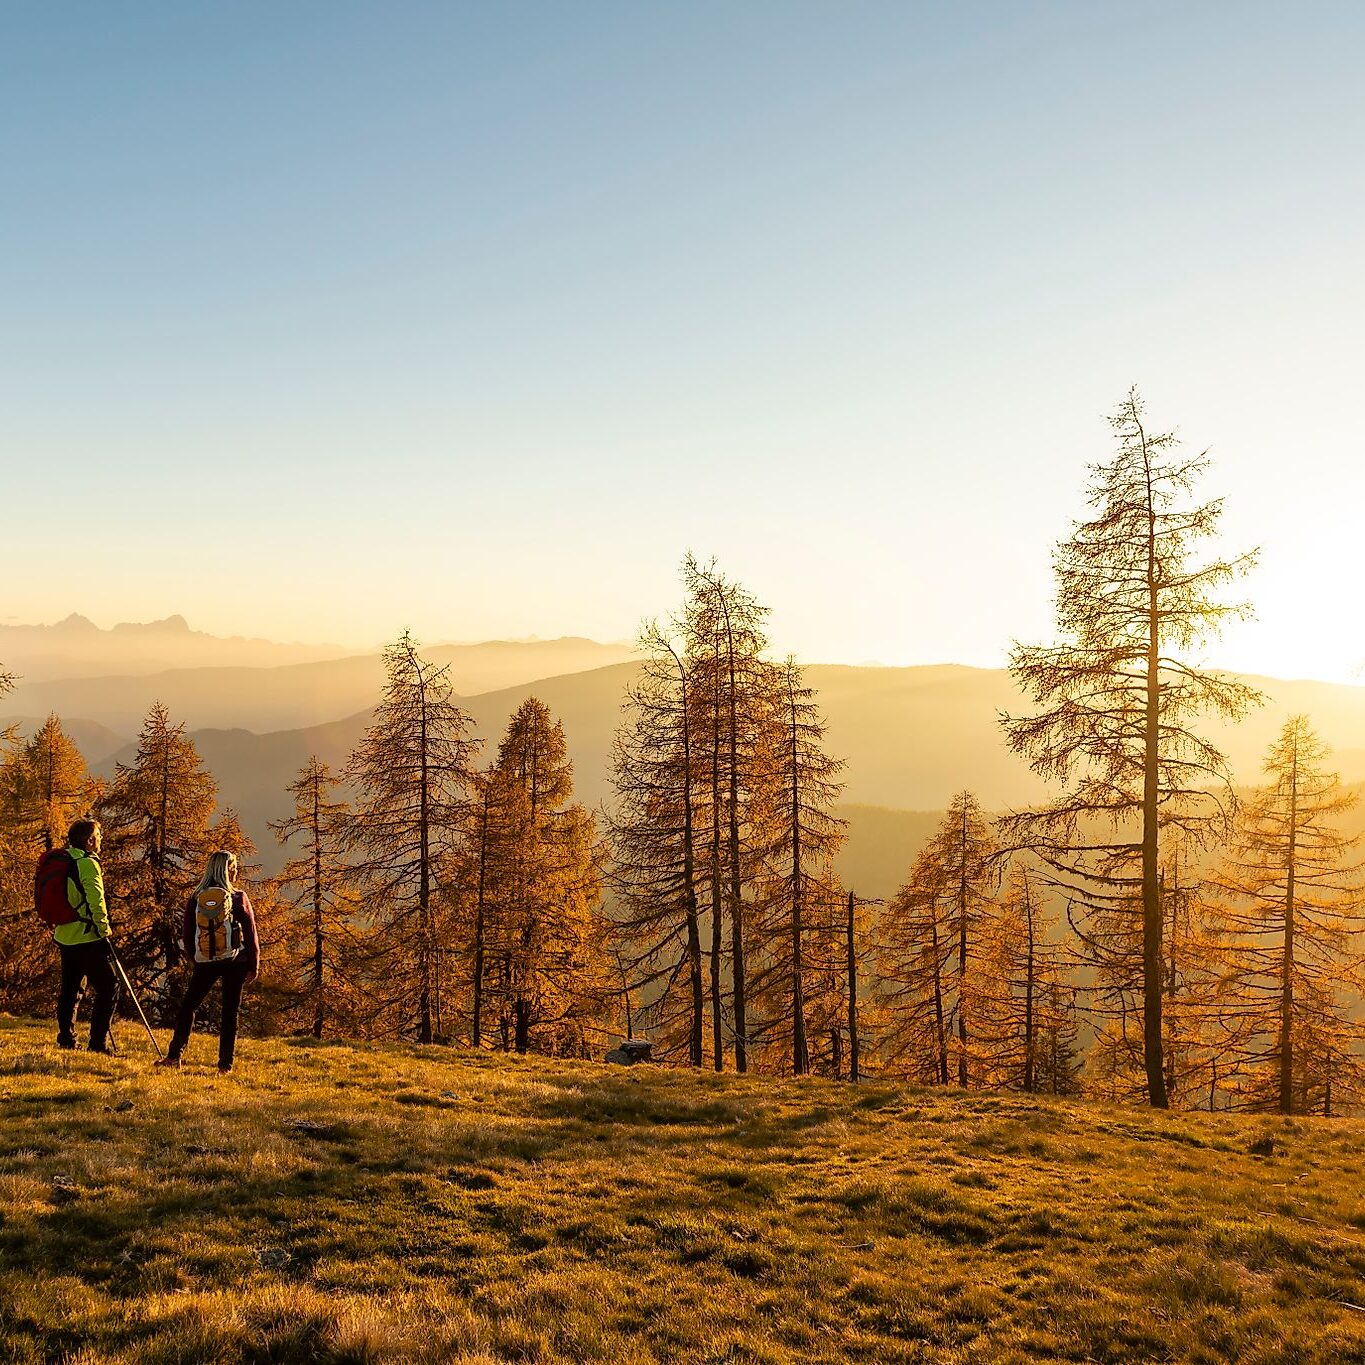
342, 633, 479, 1044
1001, 389, 1259, 1107
1214, 715, 1365, 1114
270, 756, 356, 1039
608, 620, 706, 1065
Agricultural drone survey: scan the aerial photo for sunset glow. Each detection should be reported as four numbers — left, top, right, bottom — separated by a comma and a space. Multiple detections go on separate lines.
3, 4, 1362, 682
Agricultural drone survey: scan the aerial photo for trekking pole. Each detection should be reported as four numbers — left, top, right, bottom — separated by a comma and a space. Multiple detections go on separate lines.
105, 941, 163, 1057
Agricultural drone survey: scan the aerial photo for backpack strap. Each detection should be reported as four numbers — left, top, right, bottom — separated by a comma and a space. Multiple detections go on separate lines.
66, 851, 95, 927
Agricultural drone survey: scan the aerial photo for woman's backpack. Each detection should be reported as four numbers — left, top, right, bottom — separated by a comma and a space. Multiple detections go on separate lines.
194, 888, 242, 964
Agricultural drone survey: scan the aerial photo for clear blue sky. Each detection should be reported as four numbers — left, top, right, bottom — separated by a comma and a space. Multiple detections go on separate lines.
4, 3, 1363, 678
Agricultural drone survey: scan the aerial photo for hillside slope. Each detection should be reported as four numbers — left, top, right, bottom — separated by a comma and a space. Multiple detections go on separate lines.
0, 715, 130, 766
90, 675, 948, 894
3, 1018, 1364, 1363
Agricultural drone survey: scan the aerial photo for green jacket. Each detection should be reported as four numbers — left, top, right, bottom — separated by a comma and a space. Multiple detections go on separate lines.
52, 848, 112, 947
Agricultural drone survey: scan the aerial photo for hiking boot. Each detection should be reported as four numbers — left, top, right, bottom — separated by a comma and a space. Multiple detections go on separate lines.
154, 1056, 182, 1069
56, 1034, 76, 1051
87, 1045, 111, 1055
217, 1063, 234, 1075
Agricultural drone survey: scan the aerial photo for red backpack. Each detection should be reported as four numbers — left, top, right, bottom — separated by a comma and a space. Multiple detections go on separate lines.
34, 849, 82, 927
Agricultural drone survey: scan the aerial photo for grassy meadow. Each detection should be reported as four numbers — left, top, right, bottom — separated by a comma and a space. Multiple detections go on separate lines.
3, 1016, 1365, 1364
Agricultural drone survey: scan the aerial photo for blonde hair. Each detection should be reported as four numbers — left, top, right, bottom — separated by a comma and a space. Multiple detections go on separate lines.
195, 849, 239, 897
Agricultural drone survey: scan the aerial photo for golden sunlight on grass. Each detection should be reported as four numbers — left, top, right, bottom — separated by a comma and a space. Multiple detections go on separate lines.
3, 1016, 1365, 1363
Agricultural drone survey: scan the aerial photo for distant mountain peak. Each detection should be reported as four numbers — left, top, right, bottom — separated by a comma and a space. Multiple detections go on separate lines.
111, 615, 193, 635
14, 613, 196, 636
0, 614, 355, 683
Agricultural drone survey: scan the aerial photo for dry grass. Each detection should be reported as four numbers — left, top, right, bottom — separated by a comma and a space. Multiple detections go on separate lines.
3, 1016, 1365, 1363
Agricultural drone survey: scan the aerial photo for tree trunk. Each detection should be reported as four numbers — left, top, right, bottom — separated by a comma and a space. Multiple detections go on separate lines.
930, 914, 949, 1085
1023, 879, 1035, 1094
956, 803, 969, 1088
472, 783, 490, 1048
684, 870, 704, 1068
846, 889, 859, 1084
1279, 738, 1299, 1115
416, 671, 434, 1045
1142, 449, 1169, 1108
789, 690, 808, 1075
675, 651, 705, 1068
708, 709, 725, 1071
722, 599, 747, 1074
156, 738, 174, 980
312, 769, 325, 1040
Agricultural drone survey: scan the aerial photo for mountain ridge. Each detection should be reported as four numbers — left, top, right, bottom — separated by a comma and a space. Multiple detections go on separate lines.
6, 638, 641, 729
57, 658, 1365, 894
0, 614, 355, 681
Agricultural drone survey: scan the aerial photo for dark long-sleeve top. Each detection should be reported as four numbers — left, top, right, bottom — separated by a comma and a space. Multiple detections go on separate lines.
182, 890, 260, 972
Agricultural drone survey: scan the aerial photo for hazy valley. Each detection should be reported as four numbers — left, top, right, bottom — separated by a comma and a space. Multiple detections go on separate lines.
8, 619, 1365, 898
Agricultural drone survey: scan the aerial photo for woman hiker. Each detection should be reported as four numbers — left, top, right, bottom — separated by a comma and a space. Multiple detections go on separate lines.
156, 850, 259, 1073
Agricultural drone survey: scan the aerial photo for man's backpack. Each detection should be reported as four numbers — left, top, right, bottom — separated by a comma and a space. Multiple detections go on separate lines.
34, 849, 82, 927
194, 887, 242, 964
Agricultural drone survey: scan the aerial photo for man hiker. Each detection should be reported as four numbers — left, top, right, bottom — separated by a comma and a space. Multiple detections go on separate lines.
47, 818, 119, 1053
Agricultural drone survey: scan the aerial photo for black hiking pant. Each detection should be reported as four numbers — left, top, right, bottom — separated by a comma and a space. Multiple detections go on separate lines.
57, 939, 119, 1052
167, 961, 252, 1068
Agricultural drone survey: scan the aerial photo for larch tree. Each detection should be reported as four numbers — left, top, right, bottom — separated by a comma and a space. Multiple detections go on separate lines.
207, 806, 257, 868
935, 792, 997, 1086
879, 794, 997, 1086
1283, 1010, 1365, 1118
97, 702, 218, 1007
1, 715, 97, 853
269, 757, 357, 1039
750, 656, 846, 1075
467, 765, 522, 1050
476, 771, 535, 1052
792, 888, 859, 1079
1034, 979, 1084, 1097
1214, 715, 1365, 1115
683, 554, 773, 1073
879, 849, 954, 1084
1157, 842, 1230, 1109
0, 666, 12, 749
0, 670, 28, 1013
341, 633, 479, 1044
608, 620, 706, 1065
1084, 840, 1228, 1108
973, 862, 1077, 1093
1001, 388, 1260, 1108
780, 885, 876, 1082
836, 890, 881, 1084
0, 716, 97, 1012
0, 672, 25, 1012
487, 697, 608, 1056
